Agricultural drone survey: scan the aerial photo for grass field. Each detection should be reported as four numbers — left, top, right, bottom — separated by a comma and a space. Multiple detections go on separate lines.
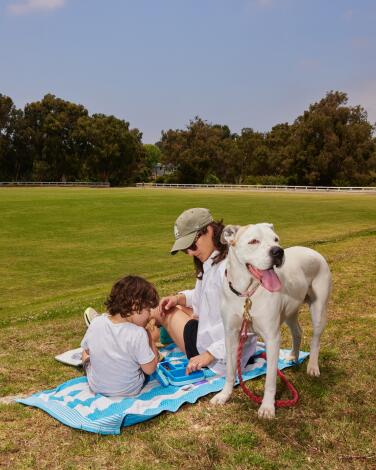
0, 188, 375, 469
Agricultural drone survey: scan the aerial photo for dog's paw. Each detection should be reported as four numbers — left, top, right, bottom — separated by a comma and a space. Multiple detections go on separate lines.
258, 403, 275, 419
210, 392, 230, 405
307, 362, 320, 377
307, 361, 320, 377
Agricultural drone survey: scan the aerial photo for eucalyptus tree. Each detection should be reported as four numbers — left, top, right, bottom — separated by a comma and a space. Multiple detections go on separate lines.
287, 91, 376, 185
159, 117, 238, 183
75, 113, 145, 185
0, 94, 33, 180
23, 94, 88, 181
143, 144, 162, 179
0, 94, 16, 179
236, 128, 267, 180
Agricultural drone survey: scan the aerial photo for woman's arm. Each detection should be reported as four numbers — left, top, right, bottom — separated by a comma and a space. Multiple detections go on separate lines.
186, 351, 214, 374
159, 292, 186, 314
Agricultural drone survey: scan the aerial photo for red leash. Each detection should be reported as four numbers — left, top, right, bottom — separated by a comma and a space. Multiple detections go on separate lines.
237, 319, 299, 407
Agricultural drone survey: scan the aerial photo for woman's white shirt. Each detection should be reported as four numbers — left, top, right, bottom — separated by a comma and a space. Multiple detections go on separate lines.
181, 251, 257, 375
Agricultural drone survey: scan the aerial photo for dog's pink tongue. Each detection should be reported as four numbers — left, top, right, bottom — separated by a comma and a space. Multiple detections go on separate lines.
260, 268, 282, 292
248, 264, 282, 292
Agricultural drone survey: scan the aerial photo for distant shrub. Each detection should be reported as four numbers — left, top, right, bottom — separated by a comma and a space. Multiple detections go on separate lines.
204, 173, 221, 184
332, 178, 352, 187
242, 175, 289, 185
164, 173, 180, 183
155, 173, 179, 184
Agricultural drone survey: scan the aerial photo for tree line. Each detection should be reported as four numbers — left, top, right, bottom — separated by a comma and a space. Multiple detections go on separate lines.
0, 93, 151, 185
1, 91, 375, 186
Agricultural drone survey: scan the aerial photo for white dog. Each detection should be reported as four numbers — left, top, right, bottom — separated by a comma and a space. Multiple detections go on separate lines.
211, 223, 332, 418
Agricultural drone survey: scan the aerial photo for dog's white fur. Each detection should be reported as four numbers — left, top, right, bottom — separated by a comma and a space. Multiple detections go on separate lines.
210, 223, 332, 418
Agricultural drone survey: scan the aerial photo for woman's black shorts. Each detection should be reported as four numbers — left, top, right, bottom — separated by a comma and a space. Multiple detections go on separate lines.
183, 319, 255, 365
183, 319, 199, 358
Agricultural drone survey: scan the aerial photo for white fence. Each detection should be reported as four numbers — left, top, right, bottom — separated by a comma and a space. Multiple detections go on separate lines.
0, 181, 110, 188
2, 182, 374, 192
136, 183, 376, 193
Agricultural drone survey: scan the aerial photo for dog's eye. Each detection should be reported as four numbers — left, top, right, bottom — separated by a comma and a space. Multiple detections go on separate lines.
274, 238, 279, 242
249, 239, 259, 245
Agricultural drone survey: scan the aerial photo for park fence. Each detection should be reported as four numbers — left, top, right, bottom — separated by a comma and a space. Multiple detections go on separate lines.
136, 183, 376, 193
2, 182, 374, 192
0, 181, 110, 188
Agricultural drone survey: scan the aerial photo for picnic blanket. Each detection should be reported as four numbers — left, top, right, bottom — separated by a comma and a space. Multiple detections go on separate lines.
17, 343, 309, 435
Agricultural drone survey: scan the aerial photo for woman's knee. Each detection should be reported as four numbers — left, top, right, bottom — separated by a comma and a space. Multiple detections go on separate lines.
150, 306, 181, 327
176, 305, 194, 317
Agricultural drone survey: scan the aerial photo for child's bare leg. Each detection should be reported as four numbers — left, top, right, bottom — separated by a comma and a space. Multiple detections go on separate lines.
151, 307, 193, 354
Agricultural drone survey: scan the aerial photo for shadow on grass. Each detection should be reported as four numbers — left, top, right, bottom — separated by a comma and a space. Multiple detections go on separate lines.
231, 356, 347, 406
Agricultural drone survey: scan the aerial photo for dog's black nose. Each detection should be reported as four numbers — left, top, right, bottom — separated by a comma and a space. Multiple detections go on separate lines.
270, 246, 284, 266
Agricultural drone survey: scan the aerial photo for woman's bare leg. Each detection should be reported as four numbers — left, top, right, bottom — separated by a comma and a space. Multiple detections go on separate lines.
151, 306, 193, 354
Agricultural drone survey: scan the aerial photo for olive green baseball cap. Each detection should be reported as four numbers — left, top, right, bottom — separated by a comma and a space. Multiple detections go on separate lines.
171, 208, 213, 254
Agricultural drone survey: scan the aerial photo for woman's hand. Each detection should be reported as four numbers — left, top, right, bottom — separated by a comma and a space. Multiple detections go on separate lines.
186, 351, 214, 374
159, 294, 180, 315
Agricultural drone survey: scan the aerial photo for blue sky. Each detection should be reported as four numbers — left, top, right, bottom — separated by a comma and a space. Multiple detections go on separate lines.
1, 0, 375, 143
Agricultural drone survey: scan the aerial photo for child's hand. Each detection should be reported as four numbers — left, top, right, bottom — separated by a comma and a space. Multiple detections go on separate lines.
146, 328, 159, 354
145, 328, 154, 344
82, 349, 90, 363
186, 351, 214, 374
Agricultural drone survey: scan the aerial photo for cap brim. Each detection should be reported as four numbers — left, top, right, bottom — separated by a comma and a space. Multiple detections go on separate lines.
170, 231, 197, 255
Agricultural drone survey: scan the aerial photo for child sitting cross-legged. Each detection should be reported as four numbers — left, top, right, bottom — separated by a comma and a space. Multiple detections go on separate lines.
81, 275, 159, 397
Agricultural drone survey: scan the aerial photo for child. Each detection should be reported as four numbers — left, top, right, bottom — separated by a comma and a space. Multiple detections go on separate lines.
81, 275, 159, 397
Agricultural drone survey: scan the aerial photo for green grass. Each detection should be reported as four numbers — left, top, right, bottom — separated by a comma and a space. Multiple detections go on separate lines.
0, 188, 375, 469
1, 187, 375, 324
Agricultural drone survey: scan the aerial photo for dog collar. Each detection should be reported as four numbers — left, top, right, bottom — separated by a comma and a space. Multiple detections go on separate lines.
225, 269, 260, 298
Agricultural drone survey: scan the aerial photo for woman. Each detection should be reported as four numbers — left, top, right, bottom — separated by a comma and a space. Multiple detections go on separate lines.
152, 207, 257, 375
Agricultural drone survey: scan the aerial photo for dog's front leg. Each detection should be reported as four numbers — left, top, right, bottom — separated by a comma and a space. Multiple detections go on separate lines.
210, 314, 242, 405
258, 334, 280, 419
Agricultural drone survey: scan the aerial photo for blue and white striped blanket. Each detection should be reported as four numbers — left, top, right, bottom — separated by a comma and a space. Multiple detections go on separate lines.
17, 343, 308, 435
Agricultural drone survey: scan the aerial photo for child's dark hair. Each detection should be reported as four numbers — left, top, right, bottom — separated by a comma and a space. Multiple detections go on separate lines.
105, 275, 159, 318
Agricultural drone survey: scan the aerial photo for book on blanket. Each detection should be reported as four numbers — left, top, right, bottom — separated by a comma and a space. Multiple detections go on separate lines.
55, 347, 83, 367
54, 346, 169, 368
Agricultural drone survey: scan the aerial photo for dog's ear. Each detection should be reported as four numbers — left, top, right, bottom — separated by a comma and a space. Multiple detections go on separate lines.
221, 225, 240, 246
260, 222, 274, 231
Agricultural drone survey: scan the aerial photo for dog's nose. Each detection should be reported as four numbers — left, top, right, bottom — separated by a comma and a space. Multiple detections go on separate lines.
270, 246, 284, 266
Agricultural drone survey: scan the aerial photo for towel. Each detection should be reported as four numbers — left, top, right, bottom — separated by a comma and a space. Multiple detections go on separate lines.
17, 343, 309, 435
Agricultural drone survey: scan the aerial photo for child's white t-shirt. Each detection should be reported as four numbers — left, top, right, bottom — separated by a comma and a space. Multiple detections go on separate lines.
81, 315, 155, 397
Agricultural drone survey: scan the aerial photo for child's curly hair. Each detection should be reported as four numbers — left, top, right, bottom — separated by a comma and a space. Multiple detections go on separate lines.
105, 275, 159, 318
